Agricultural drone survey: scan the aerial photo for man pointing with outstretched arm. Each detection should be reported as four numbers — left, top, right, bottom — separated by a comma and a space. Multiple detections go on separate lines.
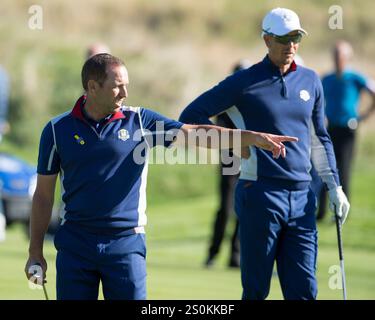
180, 8, 350, 300
24, 53, 297, 300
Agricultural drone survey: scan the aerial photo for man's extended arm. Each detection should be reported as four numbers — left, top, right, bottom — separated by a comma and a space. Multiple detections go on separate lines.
178, 124, 298, 159
359, 79, 375, 122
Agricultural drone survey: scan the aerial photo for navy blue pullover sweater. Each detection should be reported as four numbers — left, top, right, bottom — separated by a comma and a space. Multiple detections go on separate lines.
180, 55, 340, 190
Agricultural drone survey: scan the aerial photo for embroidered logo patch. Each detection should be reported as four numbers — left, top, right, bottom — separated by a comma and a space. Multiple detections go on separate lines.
299, 90, 310, 101
74, 134, 85, 145
118, 129, 129, 141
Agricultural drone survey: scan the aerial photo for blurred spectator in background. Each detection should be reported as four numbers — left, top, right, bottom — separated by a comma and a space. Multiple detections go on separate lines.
205, 59, 251, 269
316, 40, 375, 221
86, 43, 111, 59
0, 64, 9, 242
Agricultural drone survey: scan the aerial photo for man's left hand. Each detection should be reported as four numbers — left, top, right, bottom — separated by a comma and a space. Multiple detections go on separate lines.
328, 186, 350, 224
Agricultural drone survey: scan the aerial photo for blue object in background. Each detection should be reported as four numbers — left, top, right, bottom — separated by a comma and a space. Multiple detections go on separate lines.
0, 152, 36, 226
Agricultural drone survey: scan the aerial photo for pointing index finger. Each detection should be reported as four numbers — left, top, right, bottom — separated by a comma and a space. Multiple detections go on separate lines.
277, 136, 299, 142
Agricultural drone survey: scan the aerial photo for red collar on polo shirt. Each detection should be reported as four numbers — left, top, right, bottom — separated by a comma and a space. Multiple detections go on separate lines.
71, 95, 126, 124
263, 55, 297, 75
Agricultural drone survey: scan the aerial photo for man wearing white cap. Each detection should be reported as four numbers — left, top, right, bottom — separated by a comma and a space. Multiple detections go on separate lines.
180, 8, 350, 299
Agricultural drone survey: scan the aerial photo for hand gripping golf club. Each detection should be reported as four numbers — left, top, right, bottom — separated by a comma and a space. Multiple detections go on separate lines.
334, 206, 347, 300
30, 263, 49, 300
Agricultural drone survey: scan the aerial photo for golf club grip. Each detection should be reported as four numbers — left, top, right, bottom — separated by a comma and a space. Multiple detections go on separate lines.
33, 263, 49, 300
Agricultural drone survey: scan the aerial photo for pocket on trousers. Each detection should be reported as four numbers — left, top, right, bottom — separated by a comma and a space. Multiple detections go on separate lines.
243, 181, 253, 189
137, 233, 147, 258
128, 252, 147, 282
235, 180, 257, 220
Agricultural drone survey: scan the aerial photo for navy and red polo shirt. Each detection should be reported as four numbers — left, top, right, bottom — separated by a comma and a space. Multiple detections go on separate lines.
37, 95, 183, 232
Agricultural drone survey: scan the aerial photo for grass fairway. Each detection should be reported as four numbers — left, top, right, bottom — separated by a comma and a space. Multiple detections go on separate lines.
1, 193, 374, 300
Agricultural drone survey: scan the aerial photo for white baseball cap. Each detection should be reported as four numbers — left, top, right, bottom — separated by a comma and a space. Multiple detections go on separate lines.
262, 8, 308, 36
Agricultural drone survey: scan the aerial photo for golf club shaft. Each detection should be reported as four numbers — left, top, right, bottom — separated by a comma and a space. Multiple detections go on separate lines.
335, 212, 347, 300
42, 282, 49, 300
339, 260, 347, 300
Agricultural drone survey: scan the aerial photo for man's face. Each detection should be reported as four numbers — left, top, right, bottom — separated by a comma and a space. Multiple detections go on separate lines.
334, 45, 350, 72
264, 31, 301, 66
94, 64, 129, 113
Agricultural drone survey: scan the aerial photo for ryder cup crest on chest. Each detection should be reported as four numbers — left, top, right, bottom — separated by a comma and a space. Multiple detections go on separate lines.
118, 128, 130, 141
299, 90, 310, 102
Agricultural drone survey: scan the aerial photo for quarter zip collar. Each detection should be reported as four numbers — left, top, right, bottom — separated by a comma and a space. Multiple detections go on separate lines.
262, 55, 297, 98
262, 55, 297, 76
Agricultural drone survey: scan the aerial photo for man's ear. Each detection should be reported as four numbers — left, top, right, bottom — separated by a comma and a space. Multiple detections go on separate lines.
263, 35, 272, 49
87, 80, 98, 95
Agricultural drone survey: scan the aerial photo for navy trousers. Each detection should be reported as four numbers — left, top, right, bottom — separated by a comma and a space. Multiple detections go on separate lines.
54, 222, 147, 300
235, 179, 318, 300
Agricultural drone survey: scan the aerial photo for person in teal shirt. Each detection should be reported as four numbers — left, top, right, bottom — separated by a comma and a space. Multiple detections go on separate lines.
317, 40, 375, 220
